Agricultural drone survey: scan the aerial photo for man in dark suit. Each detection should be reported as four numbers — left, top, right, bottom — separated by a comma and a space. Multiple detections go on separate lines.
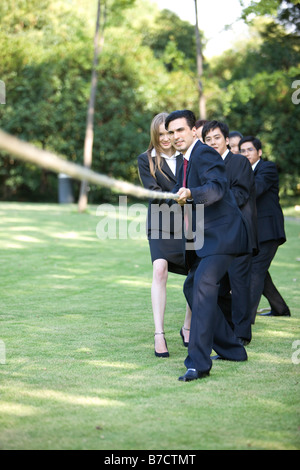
239, 136, 289, 323
165, 110, 250, 382
202, 120, 258, 345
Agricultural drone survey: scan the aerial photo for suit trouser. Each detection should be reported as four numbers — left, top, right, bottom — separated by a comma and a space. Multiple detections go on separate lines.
263, 271, 289, 315
183, 254, 247, 373
250, 240, 280, 323
218, 254, 253, 342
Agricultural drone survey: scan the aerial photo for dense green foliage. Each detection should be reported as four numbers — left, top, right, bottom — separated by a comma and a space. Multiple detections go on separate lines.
0, 0, 299, 202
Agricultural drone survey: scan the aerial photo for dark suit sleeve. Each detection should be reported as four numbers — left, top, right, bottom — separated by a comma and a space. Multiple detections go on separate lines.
137, 153, 162, 192
171, 164, 183, 195
229, 156, 253, 208
254, 161, 278, 199
189, 148, 227, 206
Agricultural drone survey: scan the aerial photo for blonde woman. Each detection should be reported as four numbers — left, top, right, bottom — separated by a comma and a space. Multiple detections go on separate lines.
138, 113, 191, 357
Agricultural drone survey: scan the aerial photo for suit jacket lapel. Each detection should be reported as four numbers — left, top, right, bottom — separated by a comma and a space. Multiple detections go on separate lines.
175, 154, 183, 179
161, 158, 177, 182
254, 159, 262, 174
224, 150, 233, 166
186, 140, 201, 183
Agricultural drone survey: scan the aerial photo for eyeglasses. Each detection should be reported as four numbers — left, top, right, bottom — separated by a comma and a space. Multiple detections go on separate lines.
240, 148, 256, 154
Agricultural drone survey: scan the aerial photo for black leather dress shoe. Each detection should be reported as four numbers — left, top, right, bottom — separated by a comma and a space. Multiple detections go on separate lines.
258, 309, 291, 317
178, 368, 209, 382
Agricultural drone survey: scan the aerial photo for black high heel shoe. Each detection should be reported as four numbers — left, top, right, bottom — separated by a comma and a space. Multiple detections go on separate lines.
154, 332, 169, 358
180, 327, 190, 347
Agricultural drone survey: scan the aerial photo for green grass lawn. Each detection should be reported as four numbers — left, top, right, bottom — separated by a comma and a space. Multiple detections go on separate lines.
0, 201, 299, 450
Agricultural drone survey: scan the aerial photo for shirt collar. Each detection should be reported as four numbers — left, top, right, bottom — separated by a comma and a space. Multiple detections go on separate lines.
252, 159, 261, 171
222, 149, 230, 160
183, 138, 199, 161
151, 148, 180, 159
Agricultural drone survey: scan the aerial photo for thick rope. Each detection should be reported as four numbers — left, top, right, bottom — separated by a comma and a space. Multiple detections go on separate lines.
0, 129, 179, 201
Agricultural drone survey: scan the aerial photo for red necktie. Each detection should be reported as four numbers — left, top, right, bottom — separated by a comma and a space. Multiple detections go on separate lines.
183, 158, 188, 187
182, 159, 190, 234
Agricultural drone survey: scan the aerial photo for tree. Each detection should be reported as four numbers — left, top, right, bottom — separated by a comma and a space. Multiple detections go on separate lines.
194, 0, 206, 119
206, 13, 300, 195
78, 0, 103, 213
78, 0, 138, 211
0, 0, 92, 201
0, 0, 198, 202
7, 1, 299, 201
137, 7, 197, 72
240, 0, 300, 31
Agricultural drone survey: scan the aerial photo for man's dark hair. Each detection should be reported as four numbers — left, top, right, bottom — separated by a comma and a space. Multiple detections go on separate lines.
195, 119, 208, 129
202, 120, 230, 141
229, 130, 243, 139
239, 135, 262, 151
165, 110, 196, 130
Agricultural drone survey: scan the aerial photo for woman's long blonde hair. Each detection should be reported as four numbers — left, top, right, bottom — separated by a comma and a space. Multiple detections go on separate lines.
147, 112, 173, 180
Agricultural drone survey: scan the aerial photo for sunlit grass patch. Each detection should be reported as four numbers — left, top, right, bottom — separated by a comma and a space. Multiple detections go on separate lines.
0, 202, 299, 450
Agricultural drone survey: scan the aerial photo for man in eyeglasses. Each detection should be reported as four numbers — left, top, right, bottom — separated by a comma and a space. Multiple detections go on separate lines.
239, 136, 290, 323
